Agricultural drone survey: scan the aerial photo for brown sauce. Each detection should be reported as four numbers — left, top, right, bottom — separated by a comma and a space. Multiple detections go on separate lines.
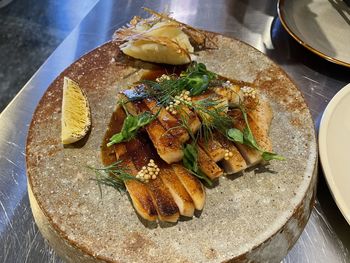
100, 67, 171, 165
101, 106, 126, 166
140, 66, 185, 81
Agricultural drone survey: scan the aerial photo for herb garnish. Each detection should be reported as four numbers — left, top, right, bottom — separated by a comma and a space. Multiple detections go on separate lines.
180, 62, 217, 95
107, 61, 283, 187
142, 62, 219, 106
107, 111, 156, 147
226, 105, 285, 161
191, 98, 232, 142
88, 160, 140, 196
182, 143, 213, 186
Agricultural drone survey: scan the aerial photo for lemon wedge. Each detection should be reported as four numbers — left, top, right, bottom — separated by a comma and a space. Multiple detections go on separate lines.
61, 77, 91, 144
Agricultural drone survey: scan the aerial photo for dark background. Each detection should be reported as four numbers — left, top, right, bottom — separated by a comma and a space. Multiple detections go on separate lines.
0, 0, 97, 112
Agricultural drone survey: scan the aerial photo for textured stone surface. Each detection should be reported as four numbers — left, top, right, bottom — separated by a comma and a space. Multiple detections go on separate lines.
26, 35, 317, 262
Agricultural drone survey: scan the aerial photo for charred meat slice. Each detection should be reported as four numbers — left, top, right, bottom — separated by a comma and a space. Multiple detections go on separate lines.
121, 94, 184, 164
103, 106, 158, 221
213, 84, 242, 107
143, 98, 190, 143
175, 105, 201, 134
248, 97, 273, 135
126, 137, 180, 222
158, 163, 195, 217
198, 137, 226, 162
214, 132, 247, 174
230, 108, 272, 166
118, 154, 158, 221
229, 109, 262, 165
171, 164, 206, 210
197, 146, 223, 180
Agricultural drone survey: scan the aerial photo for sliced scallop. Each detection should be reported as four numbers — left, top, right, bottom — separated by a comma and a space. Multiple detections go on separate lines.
197, 146, 223, 180
125, 137, 180, 222
172, 164, 206, 210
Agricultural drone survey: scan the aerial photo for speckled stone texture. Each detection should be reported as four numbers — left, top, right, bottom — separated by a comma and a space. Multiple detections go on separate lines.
0, 0, 96, 112
26, 34, 317, 263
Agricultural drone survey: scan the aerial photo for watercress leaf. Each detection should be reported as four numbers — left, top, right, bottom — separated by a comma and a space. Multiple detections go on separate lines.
197, 63, 207, 72
243, 127, 259, 149
227, 128, 244, 144
196, 170, 213, 186
137, 111, 154, 126
183, 143, 198, 171
108, 111, 156, 147
188, 74, 209, 96
122, 115, 138, 137
187, 143, 198, 158
183, 156, 193, 171
107, 133, 124, 146
262, 152, 285, 161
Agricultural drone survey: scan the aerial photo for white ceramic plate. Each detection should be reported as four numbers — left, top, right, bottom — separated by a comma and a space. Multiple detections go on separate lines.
278, 0, 350, 67
319, 83, 350, 225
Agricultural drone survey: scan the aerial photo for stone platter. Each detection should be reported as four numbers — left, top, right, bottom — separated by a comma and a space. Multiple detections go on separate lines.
26, 33, 317, 263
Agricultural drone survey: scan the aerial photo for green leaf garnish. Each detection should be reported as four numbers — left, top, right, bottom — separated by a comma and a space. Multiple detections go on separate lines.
140, 62, 218, 106
262, 152, 285, 161
227, 105, 285, 161
107, 111, 155, 147
182, 143, 213, 186
227, 128, 244, 144
181, 62, 217, 96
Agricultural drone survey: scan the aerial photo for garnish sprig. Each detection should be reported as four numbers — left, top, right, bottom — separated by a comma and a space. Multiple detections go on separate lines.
226, 105, 285, 161
107, 110, 157, 147
172, 95, 232, 143
182, 143, 213, 186
141, 62, 219, 107
87, 160, 140, 195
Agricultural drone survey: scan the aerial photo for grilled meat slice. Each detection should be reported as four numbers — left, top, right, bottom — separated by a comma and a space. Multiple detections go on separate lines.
214, 132, 247, 174
213, 84, 242, 107
247, 113, 272, 152
171, 164, 206, 210
191, 92, 229, 121
126, 137, 180, 222
230, 109, 262, 165
120, 94, 184, 164
103, 106, 158, 221
143, 98, 190, 143
146, 175, 181, 222
198, 137, 226, 162
230, 108, 272, 166
248, 96, 273, 135
118, 154, 158, 221
158, 163, 195, 217
197, 146, 223, 180
173, 104, 201, 134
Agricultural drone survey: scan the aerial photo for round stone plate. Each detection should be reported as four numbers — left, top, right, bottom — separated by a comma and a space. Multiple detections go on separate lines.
26, 33, 317, 263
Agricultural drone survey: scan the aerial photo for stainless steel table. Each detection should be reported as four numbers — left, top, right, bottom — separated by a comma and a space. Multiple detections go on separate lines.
1, 0, 349, 262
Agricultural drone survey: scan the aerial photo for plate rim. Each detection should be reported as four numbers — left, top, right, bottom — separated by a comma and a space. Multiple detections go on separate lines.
319, 83, 350, 225
277, 0, 350, 68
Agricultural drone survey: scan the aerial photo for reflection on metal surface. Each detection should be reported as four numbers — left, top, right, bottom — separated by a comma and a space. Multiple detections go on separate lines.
284, 201, 350, 263
0, 0, 350, 262
169, 0, 199, 24
278, 0, 350, 68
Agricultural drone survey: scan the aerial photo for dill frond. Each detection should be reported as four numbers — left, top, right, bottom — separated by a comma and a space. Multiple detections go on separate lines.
87, 160, 140, 195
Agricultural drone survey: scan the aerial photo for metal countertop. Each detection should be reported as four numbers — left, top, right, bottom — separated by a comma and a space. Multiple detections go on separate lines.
0, 0, 349, 262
